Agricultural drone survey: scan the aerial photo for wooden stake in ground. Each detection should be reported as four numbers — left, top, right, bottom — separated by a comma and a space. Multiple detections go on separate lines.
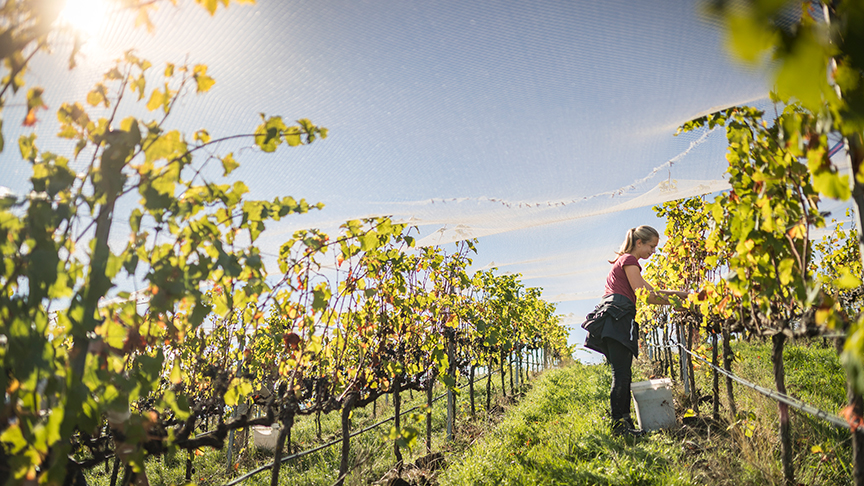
393, 373, 404, 464
665, 320, 675, 380
772, 333, 794, 486
469, 363, 476, 417
712, 331, 720, 421
447, 337, 455, 442
848, 381, 864, 486
337, 392, 358, 486
487, 355, 494, 412
111, 457, 122, 486
499, 352, 506, 397
722, 324, 736, 419
269, 416, 290, 486
842, 113, 864, 486
678, 320, 689, 396
509, 350, 514, 394
426, 367, 435, 453
686, 321, 699, 413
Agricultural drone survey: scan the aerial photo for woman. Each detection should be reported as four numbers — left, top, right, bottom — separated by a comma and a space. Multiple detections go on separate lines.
582, 225, 688, 436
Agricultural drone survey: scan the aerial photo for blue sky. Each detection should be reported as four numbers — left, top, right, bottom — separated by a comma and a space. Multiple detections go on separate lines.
1, 0, 809, 360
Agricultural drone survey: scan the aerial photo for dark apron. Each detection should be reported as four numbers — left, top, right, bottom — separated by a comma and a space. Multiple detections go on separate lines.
582, 293, 639, 358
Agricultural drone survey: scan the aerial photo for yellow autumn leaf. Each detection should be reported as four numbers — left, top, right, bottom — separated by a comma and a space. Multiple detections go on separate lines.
146, 89, 165, 112
170, 357, 182, 384
834, 268, 862, 290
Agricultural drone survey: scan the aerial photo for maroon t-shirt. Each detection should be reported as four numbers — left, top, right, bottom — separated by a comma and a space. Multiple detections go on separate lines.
603, 254, 641, 304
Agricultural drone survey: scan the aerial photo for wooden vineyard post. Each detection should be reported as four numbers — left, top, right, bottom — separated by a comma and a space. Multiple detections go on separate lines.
337, 392, 358, 486
772, 333, 794, 486
500, 351, 506, 397
514, 348, 519, 389
518, 346, 523, 388
110, 457, 122, 486
722, 325, 737, 418
686, 321, 699, 413
183, 450, 193, 483
509, 350, 514, 394
446, 336, 455, 442
515, 348, 521, 390
849, 136, 864, 486
848, 382, 864, 486
226, 401, 245, 474
712, 332, 720, 421
242, 413, 250, 466
469, 363, 476, 417
393, 373, 403, 464
678, 321, 690, 396
227, 429, 234, 474
647, 331, 653, 362
839, 121, 864, 485
270, 415, 290, 486
665, 321, 675, 380
487, 355, 494, 411
426, 368, 434, 453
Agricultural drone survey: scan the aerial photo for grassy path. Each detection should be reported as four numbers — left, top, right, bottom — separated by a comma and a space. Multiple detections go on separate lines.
438, 363, 689, 486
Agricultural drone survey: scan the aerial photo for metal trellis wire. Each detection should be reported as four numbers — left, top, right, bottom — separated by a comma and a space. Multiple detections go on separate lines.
653, 341, 864, 434
221, 368, 505, 486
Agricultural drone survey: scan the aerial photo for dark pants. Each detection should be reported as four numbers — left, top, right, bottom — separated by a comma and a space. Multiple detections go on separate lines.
605, 337, 633, 421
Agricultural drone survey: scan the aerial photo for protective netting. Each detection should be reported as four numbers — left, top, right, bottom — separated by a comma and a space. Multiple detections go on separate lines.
1, 0, 794, 343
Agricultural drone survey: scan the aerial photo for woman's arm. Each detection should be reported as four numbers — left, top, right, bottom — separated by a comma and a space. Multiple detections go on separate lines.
623, 265, 687, 305
655, 289, 690, 298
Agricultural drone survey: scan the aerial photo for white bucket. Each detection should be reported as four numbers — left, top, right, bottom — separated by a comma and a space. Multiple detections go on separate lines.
252, 424, 281, 450
630, 378, 676, 431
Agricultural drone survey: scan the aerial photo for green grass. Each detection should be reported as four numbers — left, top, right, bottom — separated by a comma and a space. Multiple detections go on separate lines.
441, 339, 853, 486
438, 363, 690, 486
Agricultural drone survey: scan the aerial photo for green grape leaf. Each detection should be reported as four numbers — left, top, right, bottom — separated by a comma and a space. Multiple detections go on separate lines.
812, 170, 851, 200
224, 378, 253, 406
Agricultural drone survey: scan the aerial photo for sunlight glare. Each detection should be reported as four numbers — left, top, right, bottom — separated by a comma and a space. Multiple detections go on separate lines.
58, 0, 108, 37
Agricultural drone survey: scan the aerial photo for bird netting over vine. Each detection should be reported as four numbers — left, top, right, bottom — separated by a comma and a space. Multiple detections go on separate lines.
0, 0, 793, 307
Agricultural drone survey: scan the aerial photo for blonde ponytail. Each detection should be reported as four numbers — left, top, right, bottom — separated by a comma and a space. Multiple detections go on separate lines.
610, 225, 659, 262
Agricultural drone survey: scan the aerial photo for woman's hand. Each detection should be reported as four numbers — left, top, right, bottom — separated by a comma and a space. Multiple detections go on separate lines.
656, 290, 691, 310
624, 265, 691, 306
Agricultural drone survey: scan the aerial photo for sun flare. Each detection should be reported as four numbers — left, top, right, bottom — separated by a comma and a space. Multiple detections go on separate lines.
57, 0, 108, 37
